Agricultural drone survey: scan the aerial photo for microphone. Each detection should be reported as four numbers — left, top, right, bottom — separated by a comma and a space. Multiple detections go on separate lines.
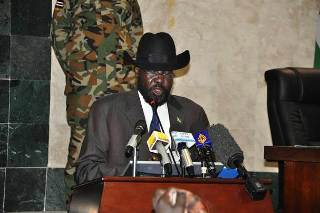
171, 131, 195, 177
194, 130, 217, 177
149, 100, 179, 177
208, 124, 267, 200
125, 120, 147, 158
147, 131, 172, 176
177, 143, 194, 177
198, 145, 217, 177
170, 131, 196, 148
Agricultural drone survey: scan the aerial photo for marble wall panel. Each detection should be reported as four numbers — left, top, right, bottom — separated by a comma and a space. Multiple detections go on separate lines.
11, 0, 51, 37
0, 0, 10, 35
4, 168, 46, 212
0, 35, 10, 75
0, 169, 4, 212
7, 123, 48, 167
45, 168, 66, 211
0, 80, 9, 123
0, 0, 52, 211
0, 124, 8, 167
11, 35, 51, 80
10, 80, 50, 123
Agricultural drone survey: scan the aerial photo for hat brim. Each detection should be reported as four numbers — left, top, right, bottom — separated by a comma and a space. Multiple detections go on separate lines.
124, 50, 190, 71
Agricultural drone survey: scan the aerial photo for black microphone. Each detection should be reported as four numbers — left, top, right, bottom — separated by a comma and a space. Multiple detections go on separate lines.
177, 142, 194, 177
194, 129, 218, 177
198, 145, 217, 177
125, 120, 147, 158
208, 124, 267, 200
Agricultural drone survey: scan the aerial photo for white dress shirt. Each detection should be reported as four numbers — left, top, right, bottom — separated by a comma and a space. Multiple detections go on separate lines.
138, 92, 181, 162
138, 91, 171, 138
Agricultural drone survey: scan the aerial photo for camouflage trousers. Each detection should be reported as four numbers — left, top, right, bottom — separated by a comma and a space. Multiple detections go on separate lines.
64, 94, 97, 203
65, 94, 97, 176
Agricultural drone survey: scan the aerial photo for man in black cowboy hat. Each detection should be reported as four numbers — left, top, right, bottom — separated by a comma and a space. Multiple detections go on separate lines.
75, 32, 209, 184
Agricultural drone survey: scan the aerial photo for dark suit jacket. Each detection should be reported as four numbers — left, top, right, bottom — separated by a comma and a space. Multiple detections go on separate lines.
75, 90, 209, 184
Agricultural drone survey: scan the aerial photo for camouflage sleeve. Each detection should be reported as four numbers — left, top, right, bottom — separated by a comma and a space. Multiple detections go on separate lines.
112, 0, 143, 80
126, 0, 143, 55
118, 0, 143, 57
51, 0, 75, 73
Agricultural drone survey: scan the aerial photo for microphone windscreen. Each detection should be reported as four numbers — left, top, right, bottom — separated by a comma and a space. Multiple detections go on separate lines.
177, 142, 186, 153
135, 120, 147, 135
171, 131, 196, 148
208, 124, 244, 168
193, 129, 212, 148
147, 131, 170, 153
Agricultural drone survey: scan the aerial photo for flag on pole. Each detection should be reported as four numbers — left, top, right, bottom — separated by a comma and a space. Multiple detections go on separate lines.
314, 12, 320, 68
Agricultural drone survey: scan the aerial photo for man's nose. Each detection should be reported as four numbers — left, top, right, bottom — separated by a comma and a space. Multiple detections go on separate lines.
154, 74, 164, 83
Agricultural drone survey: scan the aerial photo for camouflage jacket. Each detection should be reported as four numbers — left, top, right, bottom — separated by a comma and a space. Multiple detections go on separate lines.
51, 0, 143, 95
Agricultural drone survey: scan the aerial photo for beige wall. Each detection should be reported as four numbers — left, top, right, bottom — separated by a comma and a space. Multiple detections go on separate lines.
49, 0, 320, 172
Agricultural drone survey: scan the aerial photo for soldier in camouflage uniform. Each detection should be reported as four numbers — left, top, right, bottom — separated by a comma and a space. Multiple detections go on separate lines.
51, 0, 143, 201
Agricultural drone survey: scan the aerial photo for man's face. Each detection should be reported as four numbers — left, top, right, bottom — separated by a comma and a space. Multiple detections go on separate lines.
137, 68, 174, 106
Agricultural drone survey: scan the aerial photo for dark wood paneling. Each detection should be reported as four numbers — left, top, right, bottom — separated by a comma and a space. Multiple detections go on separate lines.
264, 146, 320, 162
100, 177, 273, 213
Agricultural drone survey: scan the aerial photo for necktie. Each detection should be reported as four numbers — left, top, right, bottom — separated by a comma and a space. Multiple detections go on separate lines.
149, 109, 161, 134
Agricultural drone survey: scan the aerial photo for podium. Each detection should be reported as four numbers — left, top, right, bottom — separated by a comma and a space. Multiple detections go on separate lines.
264, 146, 320, 212
70, 177, 273, 213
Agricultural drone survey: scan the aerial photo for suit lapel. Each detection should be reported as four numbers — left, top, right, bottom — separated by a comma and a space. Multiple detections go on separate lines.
124, 90, 146, 128
124, 90, 154, 160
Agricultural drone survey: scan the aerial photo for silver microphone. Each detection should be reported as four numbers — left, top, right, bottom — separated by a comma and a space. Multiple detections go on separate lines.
177, 143, 194, 176
155, 142, 172, 176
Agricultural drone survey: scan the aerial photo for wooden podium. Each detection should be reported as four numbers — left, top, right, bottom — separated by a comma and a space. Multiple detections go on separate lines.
70, 177, 273, 213
264, 146, 320, 213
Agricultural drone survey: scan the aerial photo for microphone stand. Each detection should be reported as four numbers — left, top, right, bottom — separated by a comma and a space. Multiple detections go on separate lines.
200, 161, 207, 178
197, 147, 209, 178
181, 163, 186, 177
169, 131, 181, 177
168, 148, 180, 176
127, 120, 146, 177
151, 106, 166, 177
203, 146, 218, 177
132, 146, 137, 177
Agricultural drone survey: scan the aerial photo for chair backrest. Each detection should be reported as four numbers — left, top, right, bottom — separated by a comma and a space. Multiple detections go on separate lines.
265, 67, 320, 146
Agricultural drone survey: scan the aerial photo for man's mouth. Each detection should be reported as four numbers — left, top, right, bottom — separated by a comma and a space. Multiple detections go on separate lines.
151, 86, 163, 96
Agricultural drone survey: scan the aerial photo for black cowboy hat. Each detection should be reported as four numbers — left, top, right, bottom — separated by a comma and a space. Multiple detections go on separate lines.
124, 32, 190, 71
